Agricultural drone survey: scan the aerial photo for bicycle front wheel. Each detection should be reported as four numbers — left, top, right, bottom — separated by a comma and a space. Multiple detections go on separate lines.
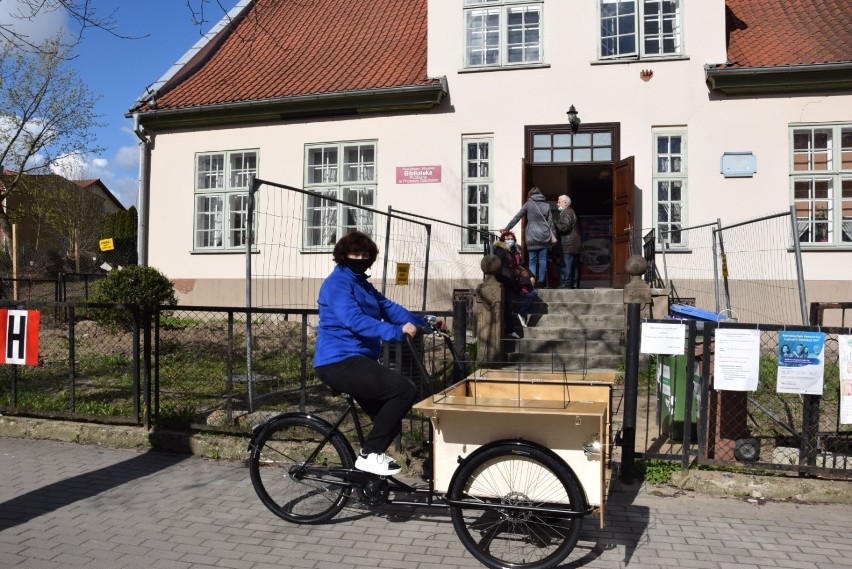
249, 415, 354, 524
448, 443, 585, 569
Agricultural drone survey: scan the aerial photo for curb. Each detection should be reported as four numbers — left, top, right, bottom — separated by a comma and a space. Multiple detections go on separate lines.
3, 415, 850, 504
0, 415, 250, 461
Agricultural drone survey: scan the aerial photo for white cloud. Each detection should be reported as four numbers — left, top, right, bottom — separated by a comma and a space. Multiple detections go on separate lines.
114, 145, 139, 171
0, 0, 69, 45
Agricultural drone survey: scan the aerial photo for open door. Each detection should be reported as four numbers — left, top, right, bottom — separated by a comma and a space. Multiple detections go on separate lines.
612, 156, 634, 288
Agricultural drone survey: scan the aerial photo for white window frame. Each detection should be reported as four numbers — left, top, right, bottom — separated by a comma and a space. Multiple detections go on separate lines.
193, 149, 258, 251
599, 0, 682, 61
790, 123, 852, 247
652, 130, 687, 250
303, 140, 377, 250
463, 0, 543, 69
462, 136, 493, 251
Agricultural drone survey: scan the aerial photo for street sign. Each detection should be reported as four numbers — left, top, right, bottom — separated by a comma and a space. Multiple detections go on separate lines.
0, 309, 40, 366
99, 238, 115, 251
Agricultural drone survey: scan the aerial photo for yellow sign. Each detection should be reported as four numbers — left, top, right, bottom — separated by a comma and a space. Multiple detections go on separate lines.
99, 238, 115, 252
395, 263, 410, 286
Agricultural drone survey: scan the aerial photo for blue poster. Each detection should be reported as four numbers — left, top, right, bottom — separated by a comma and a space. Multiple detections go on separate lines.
777, 331, 826, 395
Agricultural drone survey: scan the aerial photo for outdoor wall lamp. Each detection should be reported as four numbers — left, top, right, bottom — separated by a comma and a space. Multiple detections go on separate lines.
567, 105, 580, 132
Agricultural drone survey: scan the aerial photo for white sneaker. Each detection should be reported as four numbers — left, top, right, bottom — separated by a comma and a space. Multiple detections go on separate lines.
516, 314, 528, 328
355, 452, 401, 476
508, 331, 521, 339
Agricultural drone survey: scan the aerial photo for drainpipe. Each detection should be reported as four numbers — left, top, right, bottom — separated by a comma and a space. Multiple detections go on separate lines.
133, 114, 150, 267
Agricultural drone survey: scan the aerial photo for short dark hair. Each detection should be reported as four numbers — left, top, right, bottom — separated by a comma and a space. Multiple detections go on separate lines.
528, 186, 542, 198
332, 230, 379, 265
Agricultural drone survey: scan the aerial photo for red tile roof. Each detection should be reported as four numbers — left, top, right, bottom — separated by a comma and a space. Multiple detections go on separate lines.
148, 0, 438, 111
721, 0, 852, 68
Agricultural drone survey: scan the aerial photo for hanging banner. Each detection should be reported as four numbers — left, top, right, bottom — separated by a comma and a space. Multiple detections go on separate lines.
0, 309, 41, 366
776, 330, 825, 395
713, 328, 760, 391
839, 335, 852, 425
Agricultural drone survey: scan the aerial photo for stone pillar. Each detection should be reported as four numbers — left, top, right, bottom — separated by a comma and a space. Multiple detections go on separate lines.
621, 256, 651, 483
475, 254, 503, 364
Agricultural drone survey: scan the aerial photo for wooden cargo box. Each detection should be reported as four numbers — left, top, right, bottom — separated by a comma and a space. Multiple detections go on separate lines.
414, 370, 613, 513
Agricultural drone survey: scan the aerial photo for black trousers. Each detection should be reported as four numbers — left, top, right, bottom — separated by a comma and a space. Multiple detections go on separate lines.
314, 356, 418, 455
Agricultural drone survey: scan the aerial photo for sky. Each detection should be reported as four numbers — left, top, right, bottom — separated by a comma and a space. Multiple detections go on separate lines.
0, 1, 231, 208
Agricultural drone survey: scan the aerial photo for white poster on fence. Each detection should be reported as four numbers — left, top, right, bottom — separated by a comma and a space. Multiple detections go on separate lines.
713, 328, 760, 391
640, 322, 685, 354
776, 331, 826, 395
839, 335, 852, 425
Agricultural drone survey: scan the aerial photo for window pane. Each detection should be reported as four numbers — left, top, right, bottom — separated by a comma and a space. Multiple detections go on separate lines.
466, 9, 500, 66
308, 147, 337, 183
533, 134, 551, 147
842, 177, 852, 242
342, 187, 374, 235
305, 189, 338, 247
553, 134, 571, 147
574, 133, 592, 146
592, 147, 612, 161
343, 144, 375, 182
533, 149, 552, 162
574, 148, 592, 161
228, 193, 249, 247
196, 154, 224, 190
593, 132, 612, 146
195, 195, 223, 248
230, 152, 257, 189
553, 149, 571, 162
841, 128, 852, 170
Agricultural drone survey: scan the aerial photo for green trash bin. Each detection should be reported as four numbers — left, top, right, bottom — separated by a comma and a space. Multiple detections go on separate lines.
657, 353, 699, 441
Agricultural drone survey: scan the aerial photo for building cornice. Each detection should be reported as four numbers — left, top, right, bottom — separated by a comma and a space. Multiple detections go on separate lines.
705, 62, 852, 95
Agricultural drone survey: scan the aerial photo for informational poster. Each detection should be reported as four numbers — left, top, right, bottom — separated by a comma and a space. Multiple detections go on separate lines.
578, 215, 611, 283
776, 331, 826, 395
839, 335, 852, 425
713, 328, 760, 391
640, 322, 685, 355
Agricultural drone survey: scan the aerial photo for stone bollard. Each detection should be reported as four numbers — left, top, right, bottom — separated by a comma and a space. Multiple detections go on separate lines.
475, 254, 504, 364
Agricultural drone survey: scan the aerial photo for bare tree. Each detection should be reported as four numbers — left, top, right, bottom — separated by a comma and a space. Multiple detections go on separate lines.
0, 34, 103, 254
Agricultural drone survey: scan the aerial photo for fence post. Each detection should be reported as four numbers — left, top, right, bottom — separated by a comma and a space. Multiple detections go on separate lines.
143, 306, 152, 429
621, 255, 651, 484
68, 306, 76, 413
453, 297, 468, 380
132, 305, 141, 425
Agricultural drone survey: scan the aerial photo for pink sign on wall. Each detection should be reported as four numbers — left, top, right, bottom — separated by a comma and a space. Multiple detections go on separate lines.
396, 165, 441, 184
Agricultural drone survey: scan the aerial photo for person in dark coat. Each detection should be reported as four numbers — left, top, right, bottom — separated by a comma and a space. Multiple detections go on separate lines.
492, 230, 538, 338
555, 194, 581, 288
502, 187, 553, 285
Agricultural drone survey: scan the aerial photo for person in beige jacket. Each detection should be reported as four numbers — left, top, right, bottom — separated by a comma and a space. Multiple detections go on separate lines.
555, 195, 581, 288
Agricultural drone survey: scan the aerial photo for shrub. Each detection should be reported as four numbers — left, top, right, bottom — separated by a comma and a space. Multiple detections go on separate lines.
90, 265, 178, 330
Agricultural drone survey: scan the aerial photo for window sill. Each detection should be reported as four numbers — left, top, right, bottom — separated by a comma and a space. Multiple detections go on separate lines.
795, 246, 852, 252
656, 248, 691, 254
458, 63, 551, 74
591, 55, 689, 66
191, 249, 258, 254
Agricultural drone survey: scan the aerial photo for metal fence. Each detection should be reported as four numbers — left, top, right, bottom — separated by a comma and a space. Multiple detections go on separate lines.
637, 318, 852, 478
247, 178, 490, 312
0, 302, 465, 442
655, 209, 807, 325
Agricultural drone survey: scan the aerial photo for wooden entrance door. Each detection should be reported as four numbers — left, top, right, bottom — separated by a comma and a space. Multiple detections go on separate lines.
612, 156, 635, 288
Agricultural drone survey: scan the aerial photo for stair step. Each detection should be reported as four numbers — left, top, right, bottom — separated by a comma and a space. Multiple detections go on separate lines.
517, 301, 623, 317
505, 352, 625, 370
506, 338, 624, 356
522, 314, 623, 329
518, 327, 621, 341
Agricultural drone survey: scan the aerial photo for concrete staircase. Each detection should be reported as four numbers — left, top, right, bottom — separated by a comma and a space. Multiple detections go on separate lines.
503, 288, 625, 373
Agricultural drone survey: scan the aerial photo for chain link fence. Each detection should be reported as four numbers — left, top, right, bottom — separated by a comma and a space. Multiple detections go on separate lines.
637, 318, 852, 478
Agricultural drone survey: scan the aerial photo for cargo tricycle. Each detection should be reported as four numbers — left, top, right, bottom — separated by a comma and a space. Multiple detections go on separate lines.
248, 317, 613, 569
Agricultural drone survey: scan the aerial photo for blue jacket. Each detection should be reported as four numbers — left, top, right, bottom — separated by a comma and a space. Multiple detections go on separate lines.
313, 264, 428, 367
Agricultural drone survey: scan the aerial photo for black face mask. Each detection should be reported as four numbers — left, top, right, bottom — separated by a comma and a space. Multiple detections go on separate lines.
343, 258, 372, 274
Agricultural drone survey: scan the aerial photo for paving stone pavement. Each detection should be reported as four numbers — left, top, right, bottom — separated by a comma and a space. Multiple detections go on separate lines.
1, 436, 850, 569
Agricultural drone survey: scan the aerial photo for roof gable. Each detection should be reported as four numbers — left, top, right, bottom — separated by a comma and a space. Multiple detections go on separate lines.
134, 0, 440, 116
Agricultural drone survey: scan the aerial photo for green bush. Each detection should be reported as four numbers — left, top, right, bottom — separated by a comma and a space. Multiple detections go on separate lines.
635, 458, 680, 485
90, 265, 178, 330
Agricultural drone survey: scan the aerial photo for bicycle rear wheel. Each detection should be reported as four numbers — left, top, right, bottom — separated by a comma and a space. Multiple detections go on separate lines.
448, 443, 584, 569
249, 415, 354, 524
